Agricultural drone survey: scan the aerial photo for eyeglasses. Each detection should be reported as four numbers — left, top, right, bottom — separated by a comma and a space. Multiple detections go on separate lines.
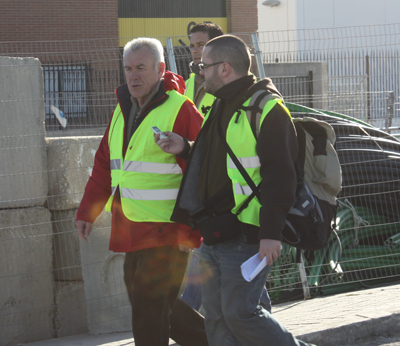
198, 61, 224, 70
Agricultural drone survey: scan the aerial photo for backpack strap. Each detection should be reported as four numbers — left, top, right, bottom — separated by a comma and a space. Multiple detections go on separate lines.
293, 123, 307, 193
215, 90, 284, 212
216, 118, 260, 201
242, 91, 282, 138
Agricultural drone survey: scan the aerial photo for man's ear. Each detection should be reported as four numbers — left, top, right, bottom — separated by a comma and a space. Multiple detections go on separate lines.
220, 62, 231, 78
158, 62, 166, 77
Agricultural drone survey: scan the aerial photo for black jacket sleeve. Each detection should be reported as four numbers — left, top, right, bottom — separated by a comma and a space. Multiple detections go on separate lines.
256, 103, 298, 240
176, 138, 193, 161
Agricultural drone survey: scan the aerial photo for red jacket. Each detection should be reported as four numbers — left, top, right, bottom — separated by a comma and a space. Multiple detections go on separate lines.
76, 71, 204, 252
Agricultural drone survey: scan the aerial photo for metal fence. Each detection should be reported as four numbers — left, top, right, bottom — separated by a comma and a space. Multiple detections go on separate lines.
1, 24, 400, 345
2, 26, 398, 131
258, 24, 400, 127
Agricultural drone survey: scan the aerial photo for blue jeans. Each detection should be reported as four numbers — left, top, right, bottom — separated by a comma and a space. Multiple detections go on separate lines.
182, 244, 272, 314
200, 233, 312, 346
181, 246, 203, 311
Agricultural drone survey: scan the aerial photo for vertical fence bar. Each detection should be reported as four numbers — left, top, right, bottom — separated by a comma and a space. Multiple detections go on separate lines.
366, 54, 371, 119
166, 38, 177, 74
308, 70, 314, 109
386, 91, 395, 130
251, 33, 266, 80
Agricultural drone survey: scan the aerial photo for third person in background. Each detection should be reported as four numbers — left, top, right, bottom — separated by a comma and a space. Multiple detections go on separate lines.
185, 22, 224, 116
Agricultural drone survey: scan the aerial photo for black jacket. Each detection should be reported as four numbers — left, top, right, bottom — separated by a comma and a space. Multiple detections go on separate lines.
171, 75, 298, 243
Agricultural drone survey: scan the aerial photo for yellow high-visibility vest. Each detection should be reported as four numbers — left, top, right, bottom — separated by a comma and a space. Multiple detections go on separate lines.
226, 97, 291, 226
185, 73, 215, 116
105, 90, 188, 222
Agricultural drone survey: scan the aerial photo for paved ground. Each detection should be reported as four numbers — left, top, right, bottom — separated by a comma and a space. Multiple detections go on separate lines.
343, 334, 400, 346
21, 282, 400, 346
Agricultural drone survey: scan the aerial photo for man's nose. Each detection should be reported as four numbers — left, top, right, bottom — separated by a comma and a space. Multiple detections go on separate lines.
128, 70, 138, 80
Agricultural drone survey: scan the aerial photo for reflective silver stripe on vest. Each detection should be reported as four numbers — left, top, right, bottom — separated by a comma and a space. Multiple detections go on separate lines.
234, 183, 253, 196
110, 159, 122, 170
120, 187, 179, 201
123, 161, 182, 174
228, 156, 261, 169
111, 186, 117, 196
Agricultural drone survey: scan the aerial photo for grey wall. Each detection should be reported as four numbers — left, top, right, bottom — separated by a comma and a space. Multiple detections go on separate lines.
0, 57, 48, 209
263, 62, 329, 111
0, 56, 130, 346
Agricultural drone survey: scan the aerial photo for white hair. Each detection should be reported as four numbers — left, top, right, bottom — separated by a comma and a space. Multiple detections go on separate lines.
123, 37, 165, 68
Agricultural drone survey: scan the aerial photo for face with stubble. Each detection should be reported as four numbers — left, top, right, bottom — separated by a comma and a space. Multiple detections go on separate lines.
200, 46, 224, 96
189, 31, 210, 65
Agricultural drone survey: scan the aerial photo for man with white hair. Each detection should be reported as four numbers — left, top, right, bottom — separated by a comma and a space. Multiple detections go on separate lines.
76, 37, 206, 346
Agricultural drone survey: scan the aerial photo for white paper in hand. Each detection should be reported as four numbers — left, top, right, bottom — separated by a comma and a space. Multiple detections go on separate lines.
241, 252, 267, 282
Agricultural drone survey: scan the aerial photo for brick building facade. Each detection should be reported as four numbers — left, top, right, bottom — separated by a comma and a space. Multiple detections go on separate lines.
0, 0, 257, 47
0, 0, 119, 53
0, 0, 257, 130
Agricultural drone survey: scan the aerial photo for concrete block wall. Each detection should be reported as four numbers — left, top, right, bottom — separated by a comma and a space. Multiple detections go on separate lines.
51, 209, 83, 282
0, 57, 55, 346
46, 136, 103, 339
0, 57, 48, 209
79, 212, 131, 334
0, 57, 105, 345
46, 137, 99, 210
47, 135, 131, 335
0, 208, 55, 345
54, 281, 88, 338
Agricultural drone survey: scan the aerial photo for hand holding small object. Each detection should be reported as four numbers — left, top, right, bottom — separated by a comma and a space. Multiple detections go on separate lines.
154, 131, 185, 155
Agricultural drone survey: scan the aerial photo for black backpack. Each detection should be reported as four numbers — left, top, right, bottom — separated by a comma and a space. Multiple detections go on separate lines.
219, 91, 342, 252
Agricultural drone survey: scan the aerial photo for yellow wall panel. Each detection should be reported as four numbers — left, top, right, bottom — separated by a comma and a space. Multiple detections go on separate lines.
119, 18, 228, 47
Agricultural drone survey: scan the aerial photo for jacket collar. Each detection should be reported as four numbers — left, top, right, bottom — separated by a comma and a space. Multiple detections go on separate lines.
214, 75, 255, 103
115, 80, 169, 123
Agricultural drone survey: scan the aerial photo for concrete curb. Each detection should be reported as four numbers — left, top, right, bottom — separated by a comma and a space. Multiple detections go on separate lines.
298, 313, 400, 345
22, 283, 400, 346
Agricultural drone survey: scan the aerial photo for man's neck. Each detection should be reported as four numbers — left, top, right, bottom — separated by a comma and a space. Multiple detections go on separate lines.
133, 79, 163, 109
214, 75, 255, 102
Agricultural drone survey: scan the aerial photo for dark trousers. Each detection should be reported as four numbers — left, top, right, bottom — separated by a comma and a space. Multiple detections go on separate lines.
123, 246, 208, 346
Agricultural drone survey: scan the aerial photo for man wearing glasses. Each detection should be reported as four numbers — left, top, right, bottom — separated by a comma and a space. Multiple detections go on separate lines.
156, 35, 314, 346
184, 23, 271, 316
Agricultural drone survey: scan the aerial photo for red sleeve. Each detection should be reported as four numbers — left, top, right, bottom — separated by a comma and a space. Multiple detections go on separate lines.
76, 124, 112, 224
172, 99, 203, 172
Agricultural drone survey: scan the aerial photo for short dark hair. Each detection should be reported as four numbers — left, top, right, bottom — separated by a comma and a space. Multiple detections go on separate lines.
190, 22, 224, 40
205, 35, 251, 76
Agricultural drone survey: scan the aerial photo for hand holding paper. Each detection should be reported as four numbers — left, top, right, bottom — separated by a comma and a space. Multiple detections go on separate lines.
241, 252, 267, 282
